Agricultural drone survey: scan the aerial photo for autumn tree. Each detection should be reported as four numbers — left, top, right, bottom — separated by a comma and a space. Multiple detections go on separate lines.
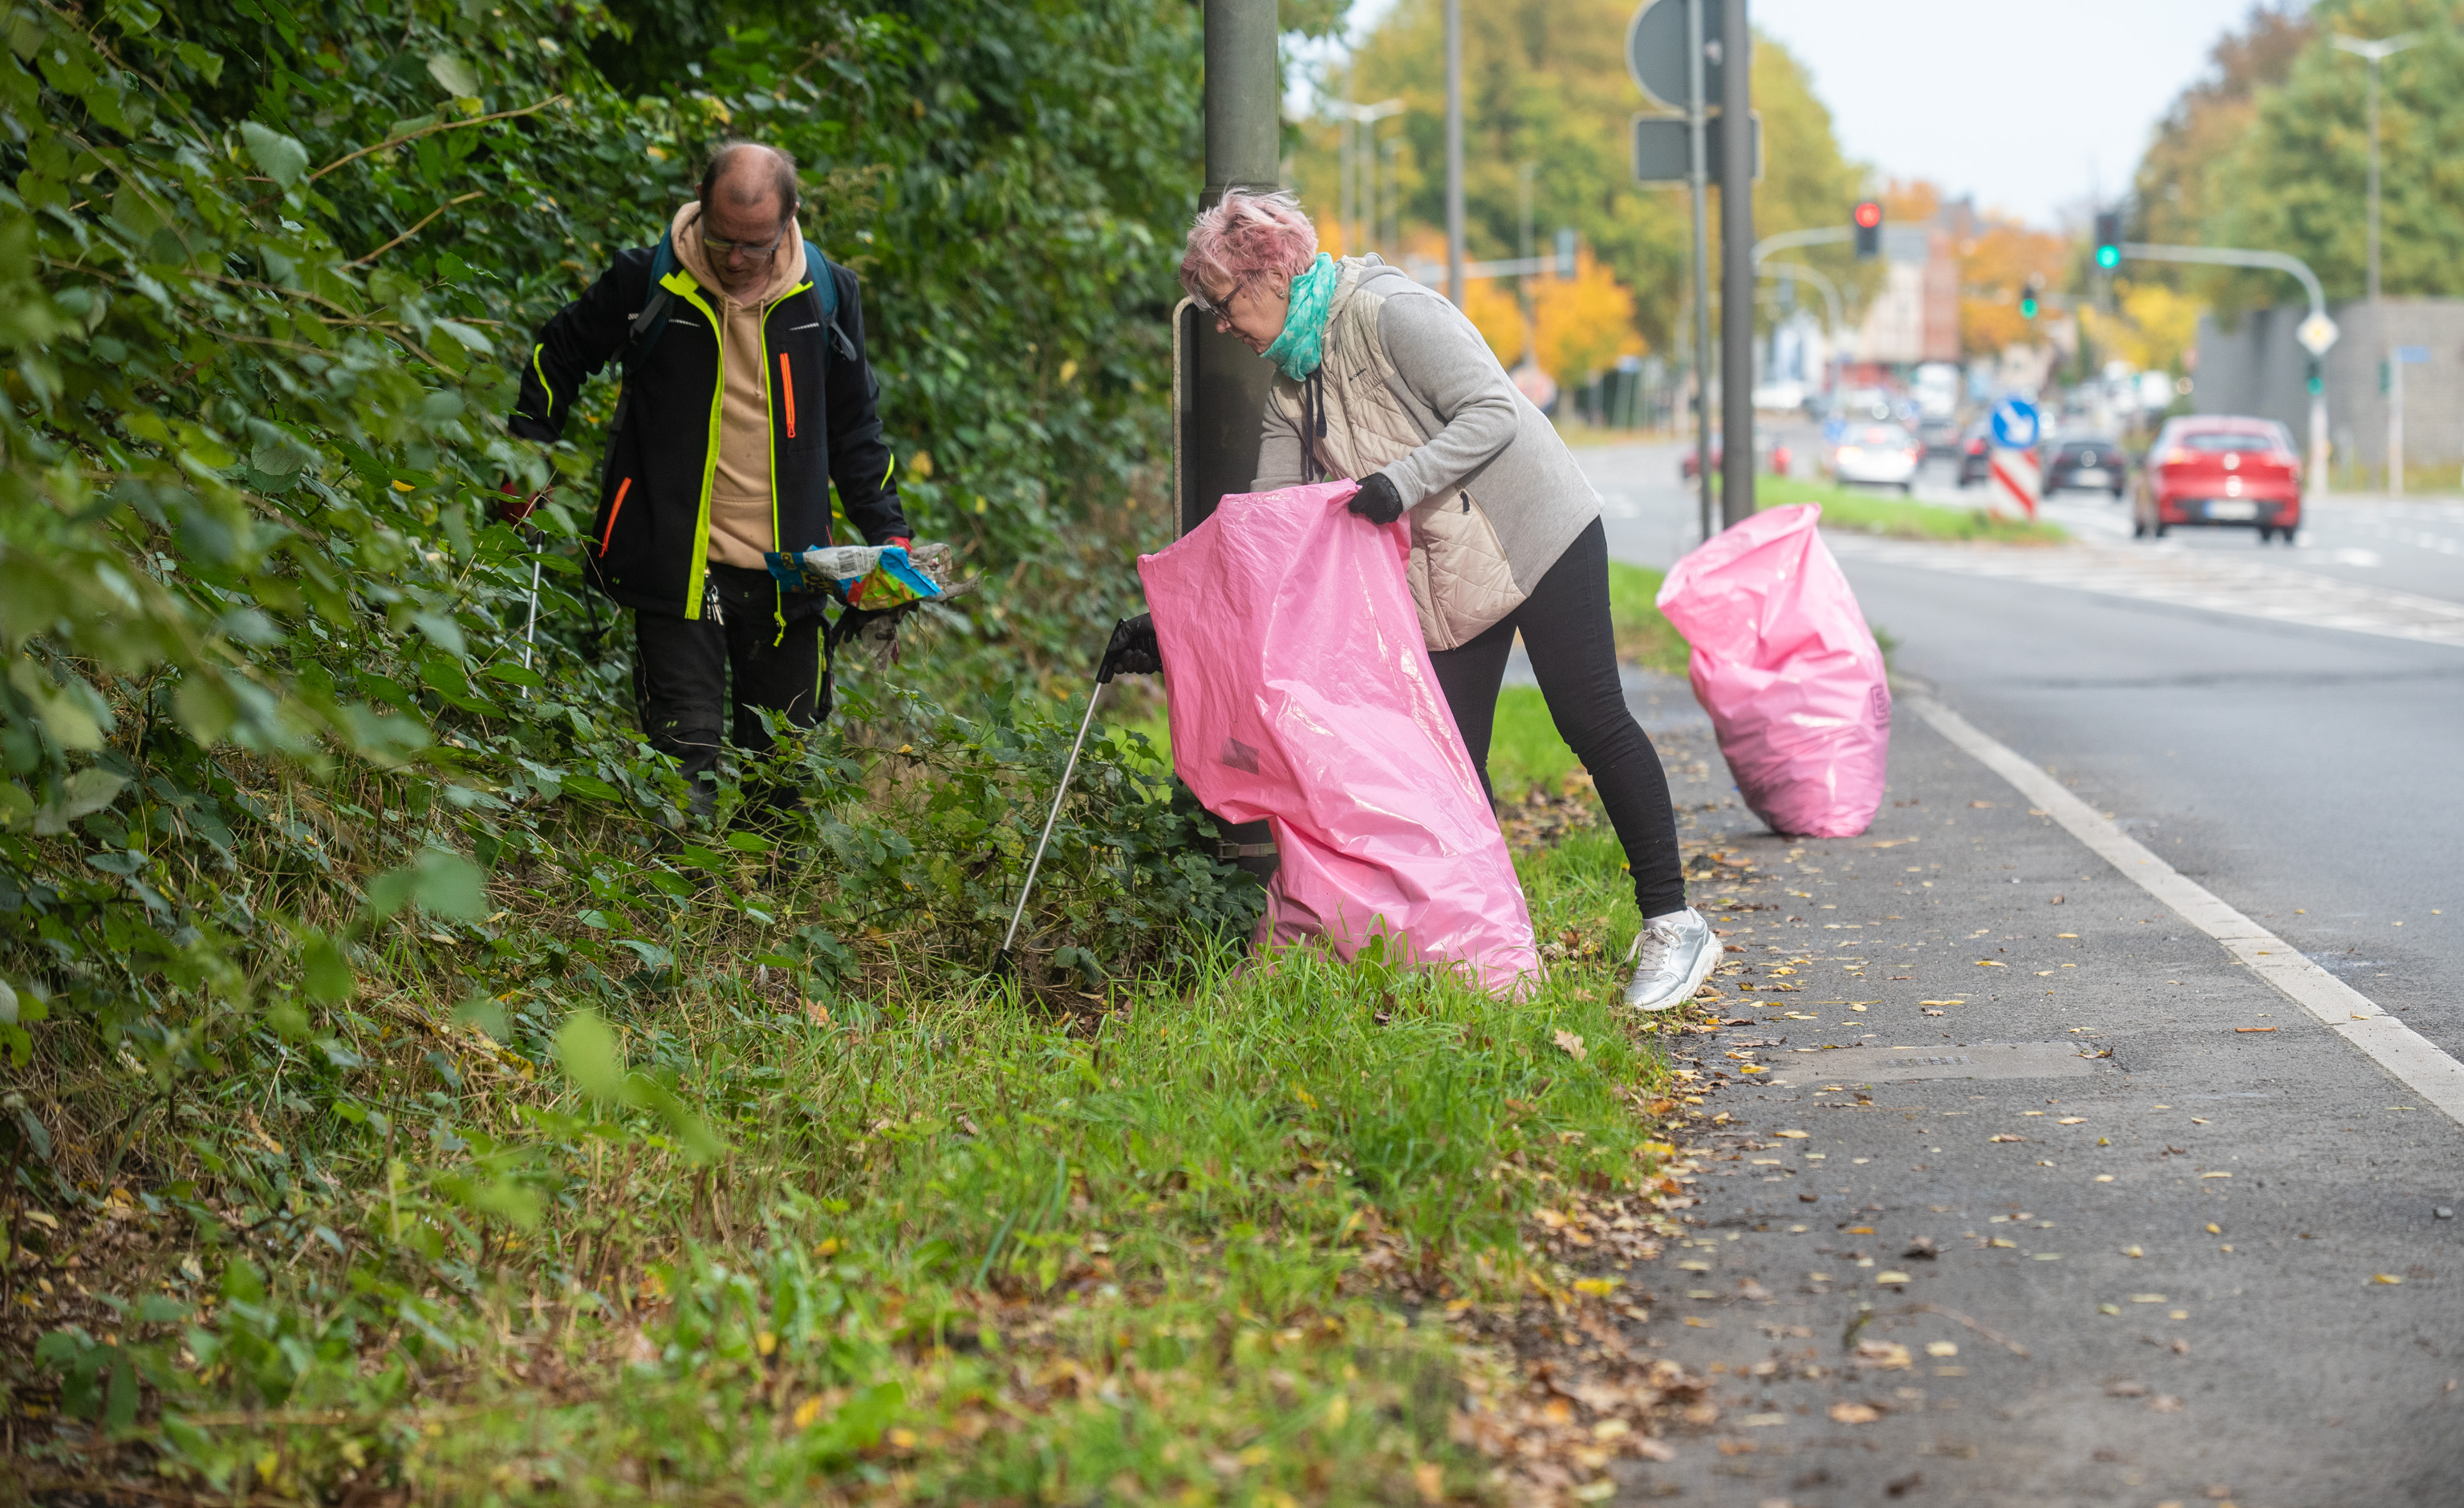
1293, 2, 1865, 358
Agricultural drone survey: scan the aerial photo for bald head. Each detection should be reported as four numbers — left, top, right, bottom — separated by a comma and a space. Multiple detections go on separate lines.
699, 140, 799, 228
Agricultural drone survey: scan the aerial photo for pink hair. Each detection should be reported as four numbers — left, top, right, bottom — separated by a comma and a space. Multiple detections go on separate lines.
1179, 189, 1318, 302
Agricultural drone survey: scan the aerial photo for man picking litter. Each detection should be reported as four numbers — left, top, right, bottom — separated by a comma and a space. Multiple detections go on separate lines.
509, 140, 908, 818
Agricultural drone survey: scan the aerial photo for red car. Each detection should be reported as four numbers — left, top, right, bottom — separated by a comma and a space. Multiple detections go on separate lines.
2133, 417, 2303, 543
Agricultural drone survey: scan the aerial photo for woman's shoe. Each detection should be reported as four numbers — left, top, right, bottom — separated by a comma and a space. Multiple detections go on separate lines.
1622, 908, 1718, 1011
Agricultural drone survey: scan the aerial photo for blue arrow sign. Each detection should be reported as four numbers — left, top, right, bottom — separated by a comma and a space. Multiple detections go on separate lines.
1989, 396, 2040, 449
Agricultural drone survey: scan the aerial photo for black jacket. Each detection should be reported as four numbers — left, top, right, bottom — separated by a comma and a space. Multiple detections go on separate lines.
510, 246, 908, 623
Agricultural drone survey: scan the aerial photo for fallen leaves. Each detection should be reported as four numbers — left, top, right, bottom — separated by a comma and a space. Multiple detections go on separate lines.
1974, 961, 2007, 968
2373, 1274, 2405, 1286
1553, 1030, 1587, 1063
1853, 1339, 1913, 1369
1773, 1129, 1810, 1140
1830, 1401, 1883, 1425
2235, 1026, 2277, 1034
1988, 1134, 2028, 1144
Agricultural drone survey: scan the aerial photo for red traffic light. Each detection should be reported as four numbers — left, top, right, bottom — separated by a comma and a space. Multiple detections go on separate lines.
1853, 201, 1882, 229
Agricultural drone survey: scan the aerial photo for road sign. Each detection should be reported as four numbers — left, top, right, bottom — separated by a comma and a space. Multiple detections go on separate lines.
1988, 396, 2040, 449
1632, 110, 1762, 185
2296, 312, 2338, 356
1626, 0, 1726, 112
1990, 446, 2040, 522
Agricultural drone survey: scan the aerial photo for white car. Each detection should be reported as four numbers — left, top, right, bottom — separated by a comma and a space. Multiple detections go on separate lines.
1831, 422, 1921, 492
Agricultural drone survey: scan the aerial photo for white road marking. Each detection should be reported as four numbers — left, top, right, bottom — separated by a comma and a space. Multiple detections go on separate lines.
1906, 693, 2464, 1127
1828, 535, 2464, 648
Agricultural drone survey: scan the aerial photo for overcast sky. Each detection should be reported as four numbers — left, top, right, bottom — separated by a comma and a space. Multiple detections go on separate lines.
1753, 0, 2271, 227
1297, 0, 2276, 230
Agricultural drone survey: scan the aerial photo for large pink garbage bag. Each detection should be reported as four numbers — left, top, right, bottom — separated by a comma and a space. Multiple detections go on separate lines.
1138, 481, 1540, 995
1655, 503, 1889, 838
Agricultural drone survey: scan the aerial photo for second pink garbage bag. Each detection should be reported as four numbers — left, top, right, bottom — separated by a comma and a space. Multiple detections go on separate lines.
1138, 481, 1540, 996
1655, 503, 1890, 839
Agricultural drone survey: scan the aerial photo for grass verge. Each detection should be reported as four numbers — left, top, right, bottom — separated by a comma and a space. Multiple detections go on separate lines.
10, 779, 1695, 1504
1760, 476, 2069, 544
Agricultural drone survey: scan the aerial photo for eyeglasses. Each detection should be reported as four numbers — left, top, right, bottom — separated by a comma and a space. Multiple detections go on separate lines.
704, 228, 790, 262
1191, 277, 1250, 319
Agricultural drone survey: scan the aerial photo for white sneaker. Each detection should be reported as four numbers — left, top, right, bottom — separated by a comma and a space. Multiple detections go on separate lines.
1622, 907, 1719, 1011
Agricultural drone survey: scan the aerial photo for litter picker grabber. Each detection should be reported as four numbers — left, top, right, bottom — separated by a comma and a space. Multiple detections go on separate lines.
990, 616, 1159, 980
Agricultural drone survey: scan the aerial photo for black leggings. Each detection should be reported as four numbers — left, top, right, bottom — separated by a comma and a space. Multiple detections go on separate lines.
1427, 518, 1687, 919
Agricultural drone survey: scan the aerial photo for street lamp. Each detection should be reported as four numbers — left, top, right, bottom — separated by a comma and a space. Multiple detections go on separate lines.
1327, 96, 1403, 257
2331, 32, 2418, 304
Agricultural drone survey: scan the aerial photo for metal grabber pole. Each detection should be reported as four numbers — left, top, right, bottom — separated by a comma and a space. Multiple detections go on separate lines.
991, 676, 1107, 979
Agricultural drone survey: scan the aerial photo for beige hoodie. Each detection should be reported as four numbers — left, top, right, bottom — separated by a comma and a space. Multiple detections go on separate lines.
668, 201, 810, 568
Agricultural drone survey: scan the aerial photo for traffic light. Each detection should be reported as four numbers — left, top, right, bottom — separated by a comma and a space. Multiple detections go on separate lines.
1853, 200, 1882, 258
2020, 274, 2044, 320
2093, 210, 2122, 270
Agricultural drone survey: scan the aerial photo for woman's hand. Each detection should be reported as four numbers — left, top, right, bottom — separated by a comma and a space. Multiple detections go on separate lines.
1347, 472, 1405, 526
1099, 614, 1162, 682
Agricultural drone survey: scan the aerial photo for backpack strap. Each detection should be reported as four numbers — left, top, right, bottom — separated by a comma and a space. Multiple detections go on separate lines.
623, 229, 681, 375
811, 253, 859, 362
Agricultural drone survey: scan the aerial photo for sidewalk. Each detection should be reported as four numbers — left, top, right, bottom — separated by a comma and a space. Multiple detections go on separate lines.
1612, 673, 2464, 1505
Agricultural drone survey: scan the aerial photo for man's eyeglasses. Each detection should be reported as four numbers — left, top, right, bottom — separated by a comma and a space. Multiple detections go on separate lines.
704, 229, 790, 262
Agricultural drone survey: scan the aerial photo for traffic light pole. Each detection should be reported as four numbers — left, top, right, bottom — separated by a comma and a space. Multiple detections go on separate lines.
2118, 242, 2332, 497
1717, 0, 1755, 529
1685, 0, 1714, 543
1749, 224, 1852, 267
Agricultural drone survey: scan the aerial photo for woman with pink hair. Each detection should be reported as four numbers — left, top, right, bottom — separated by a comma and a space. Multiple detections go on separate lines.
1143, 189, 1715, 1011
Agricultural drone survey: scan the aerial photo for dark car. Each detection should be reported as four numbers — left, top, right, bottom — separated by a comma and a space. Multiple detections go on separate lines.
1917, 416, 1959, 465
2046, 437, 2128, 498
1955, 417, 1992, 487
2133, 418, 2303, 542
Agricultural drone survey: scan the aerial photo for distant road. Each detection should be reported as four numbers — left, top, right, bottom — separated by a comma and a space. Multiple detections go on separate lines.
1573, 435, 2464, 1063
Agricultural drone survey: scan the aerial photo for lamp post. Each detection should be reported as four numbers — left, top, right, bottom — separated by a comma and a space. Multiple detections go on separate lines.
2331, 32, 2417, 304
1328, 96, 1403, 257
1445, 0, 1464, 304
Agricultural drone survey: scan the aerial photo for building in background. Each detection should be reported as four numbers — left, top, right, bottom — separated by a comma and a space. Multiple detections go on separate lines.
2195, 301, 2464, 481
1853, 223, 1960, 376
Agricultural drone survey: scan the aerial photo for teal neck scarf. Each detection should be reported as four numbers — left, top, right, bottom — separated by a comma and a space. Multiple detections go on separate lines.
1260, 254, 1338, 381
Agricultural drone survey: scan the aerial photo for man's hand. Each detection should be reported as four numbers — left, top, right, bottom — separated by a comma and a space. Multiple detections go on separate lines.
1346, 472, 1405, 526
1098, 613, 1161, 683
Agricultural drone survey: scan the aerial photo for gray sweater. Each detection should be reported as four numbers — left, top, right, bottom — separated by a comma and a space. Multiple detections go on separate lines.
1251, 260, 1601, 599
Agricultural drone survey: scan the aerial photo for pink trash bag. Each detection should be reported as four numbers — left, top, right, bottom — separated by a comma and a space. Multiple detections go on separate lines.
1655, 503, 1890, 838
1138, 481, 1540, 996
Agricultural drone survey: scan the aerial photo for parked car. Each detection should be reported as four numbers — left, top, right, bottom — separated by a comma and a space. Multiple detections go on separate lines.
2133, 417, 2303, 542
2046, 436, 2128, 498
1917, 416, 1959, 464
1955, 417, 1992, 487
1679, 439, 1720, 481
1831, 422, 1921, 492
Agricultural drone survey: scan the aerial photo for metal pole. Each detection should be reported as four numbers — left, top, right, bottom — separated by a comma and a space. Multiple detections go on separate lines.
1383, 137, 1400, 254
1359, 115, 1374, 256
2389, 351, 2403, 497
1179, 0, 1280, 537
2367, 55, 2381, 305
1686, 0, 1713, 540
1445, 0, 1464, 304
1517, 161, 1536, 365
1717, 0, 1754, 528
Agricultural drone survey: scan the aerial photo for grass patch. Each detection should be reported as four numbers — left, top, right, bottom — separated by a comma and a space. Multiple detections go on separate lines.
1760, 476, 2069, 544
17, 760, 1680, 1503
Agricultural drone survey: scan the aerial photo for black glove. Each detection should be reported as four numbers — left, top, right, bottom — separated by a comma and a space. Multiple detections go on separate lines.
1347, 471, 1405, 526
1098, 613, 1161, 683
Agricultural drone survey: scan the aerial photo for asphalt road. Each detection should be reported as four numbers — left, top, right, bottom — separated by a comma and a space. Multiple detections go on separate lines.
1577, 437, 2464, 1062
1563, 433, 2464, 1504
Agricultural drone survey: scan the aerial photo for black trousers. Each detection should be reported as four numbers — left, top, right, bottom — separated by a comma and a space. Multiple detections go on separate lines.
1426, 518, 1687, 919
632, 562, 826, 806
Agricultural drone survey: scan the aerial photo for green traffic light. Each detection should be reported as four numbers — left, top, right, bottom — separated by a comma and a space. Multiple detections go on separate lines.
2020, 296, 2038, 319
2096, 246, 2120, 270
